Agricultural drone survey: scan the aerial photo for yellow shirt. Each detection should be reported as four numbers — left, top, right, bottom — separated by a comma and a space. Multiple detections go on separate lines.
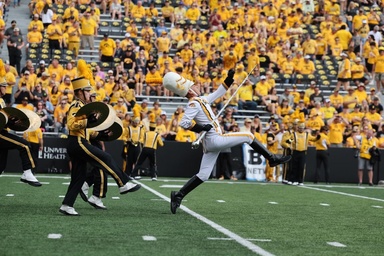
360, 137, 376, 159
46, 24, 62, 40
351, 63, 365, 79
321, 106, 336, 119
27, 31, 43, 43
145, 71, 162, 86
175, 128, 196, 142
338, 59, 351, 78
374, 55, 384, 73
185, 8, 200, 21
5, 72, 16, 94
23, 128, 43, 144
131, 5, 146, 18
80, 17, 97, 35
328, 123, 346, 144
314, 133, 329, 150
329, 94, 343, 107
99, 38, 116, 56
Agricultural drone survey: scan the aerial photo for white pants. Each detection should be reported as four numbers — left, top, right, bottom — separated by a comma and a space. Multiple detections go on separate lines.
197, 132, 254, 181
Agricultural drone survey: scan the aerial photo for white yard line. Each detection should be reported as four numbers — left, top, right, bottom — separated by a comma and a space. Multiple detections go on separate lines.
135, 181, 275, 256
301, 186, 384, 202
327, 242, 346, 247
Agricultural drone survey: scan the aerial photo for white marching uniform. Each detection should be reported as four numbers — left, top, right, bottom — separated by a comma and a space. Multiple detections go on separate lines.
180, 84, 254, 181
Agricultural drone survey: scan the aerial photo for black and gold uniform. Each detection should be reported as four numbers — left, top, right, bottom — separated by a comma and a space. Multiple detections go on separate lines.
122, 117, 145, 176
131, 124, 163, 180
280, 125, 295, 184
288, 123, 319, 184
0, 80, 41, 186
60, 77, 140, 216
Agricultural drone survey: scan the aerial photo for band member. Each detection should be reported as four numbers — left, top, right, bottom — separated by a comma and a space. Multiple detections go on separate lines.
131, 122, 163, 180
80, 91, 109, 209
162, 70, 291, 214
0, 79, 42, 186
280, 121, 297, 184
285, 122, 320, 185
59, 77, 140, 216
122, 116, 145, 177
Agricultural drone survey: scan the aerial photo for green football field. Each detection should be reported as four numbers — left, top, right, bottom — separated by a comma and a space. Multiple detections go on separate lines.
1, 174, 384, 256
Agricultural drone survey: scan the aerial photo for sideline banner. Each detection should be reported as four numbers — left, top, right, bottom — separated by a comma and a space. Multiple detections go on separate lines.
243, 144, 266, 181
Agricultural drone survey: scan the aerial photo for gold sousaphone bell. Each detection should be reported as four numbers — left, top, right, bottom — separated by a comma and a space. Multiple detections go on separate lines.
76, 102, 123, 140
1, 107, 41, 132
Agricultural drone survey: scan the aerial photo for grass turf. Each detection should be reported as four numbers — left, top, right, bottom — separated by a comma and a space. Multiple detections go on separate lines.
1, 175, 384, 256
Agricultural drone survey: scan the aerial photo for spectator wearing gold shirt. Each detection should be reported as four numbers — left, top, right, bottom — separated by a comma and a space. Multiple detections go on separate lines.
175, 127, 197, 142
373, 48, 384, 93
161, 0, 175, 25
343, 87, 358, 110
334, 25, 352, 51
237, 79, 257, 111
67, 21, 82, 58
80, 11, 98, 51
321, 99, 337, 123
155, 31, 171, 57
351, 57, 369, 86
131, 0, 146, 19
329, 89, 343, 113
99, 34, 116, 63
302, 34, 317, 58
327, 113, 349, 147
185, 3, 200, 21
46, 17, 62, 54
28, 14, 44, 32
26, 25, 42, 56
336, 52, 351, 91
365, 104, 383, 131
145, 66, 163, 96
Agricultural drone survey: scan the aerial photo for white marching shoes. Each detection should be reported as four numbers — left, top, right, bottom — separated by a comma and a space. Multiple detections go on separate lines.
59, 205, 79, 216
119, 182, 141, 194
20, 170, 42, 187
80, 182, 89, 202
88, 195, 107, 210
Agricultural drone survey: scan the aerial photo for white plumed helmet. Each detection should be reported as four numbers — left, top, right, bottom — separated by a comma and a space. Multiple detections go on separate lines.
163, 72, 194, 97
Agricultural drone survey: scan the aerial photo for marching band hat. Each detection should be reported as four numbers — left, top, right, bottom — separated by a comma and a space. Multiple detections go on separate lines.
72, 77, 92, 91
163, 72, 194, 97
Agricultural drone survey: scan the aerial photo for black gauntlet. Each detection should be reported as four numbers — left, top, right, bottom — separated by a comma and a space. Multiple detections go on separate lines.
190, 124, 212, 133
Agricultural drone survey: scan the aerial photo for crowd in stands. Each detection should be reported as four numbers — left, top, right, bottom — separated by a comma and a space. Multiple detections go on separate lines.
2, 0, 384, 148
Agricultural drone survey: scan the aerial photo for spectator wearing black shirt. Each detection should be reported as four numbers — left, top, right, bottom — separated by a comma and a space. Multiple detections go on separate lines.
121, 49, 136, 71
309, 87, 325, 109
14, 82, 33, 104
258, 47, 271, 69
371, 96, 383, 115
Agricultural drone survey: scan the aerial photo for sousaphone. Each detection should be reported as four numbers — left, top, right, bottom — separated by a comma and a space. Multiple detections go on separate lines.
2, 107, 41, 132
76, 102, 117, 131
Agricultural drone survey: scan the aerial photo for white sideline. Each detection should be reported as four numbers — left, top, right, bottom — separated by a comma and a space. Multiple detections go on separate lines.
135, 181, 275, 256
301, 186, 384, 202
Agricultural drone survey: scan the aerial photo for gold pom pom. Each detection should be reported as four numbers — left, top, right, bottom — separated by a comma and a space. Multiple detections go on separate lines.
77, 59, 95, 87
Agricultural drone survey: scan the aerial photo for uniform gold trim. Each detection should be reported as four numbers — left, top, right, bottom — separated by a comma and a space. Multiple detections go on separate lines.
0, 133, 35, 168
194, 98, 219, 129
99, 169, 104, 197
78, 136, 124, 186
